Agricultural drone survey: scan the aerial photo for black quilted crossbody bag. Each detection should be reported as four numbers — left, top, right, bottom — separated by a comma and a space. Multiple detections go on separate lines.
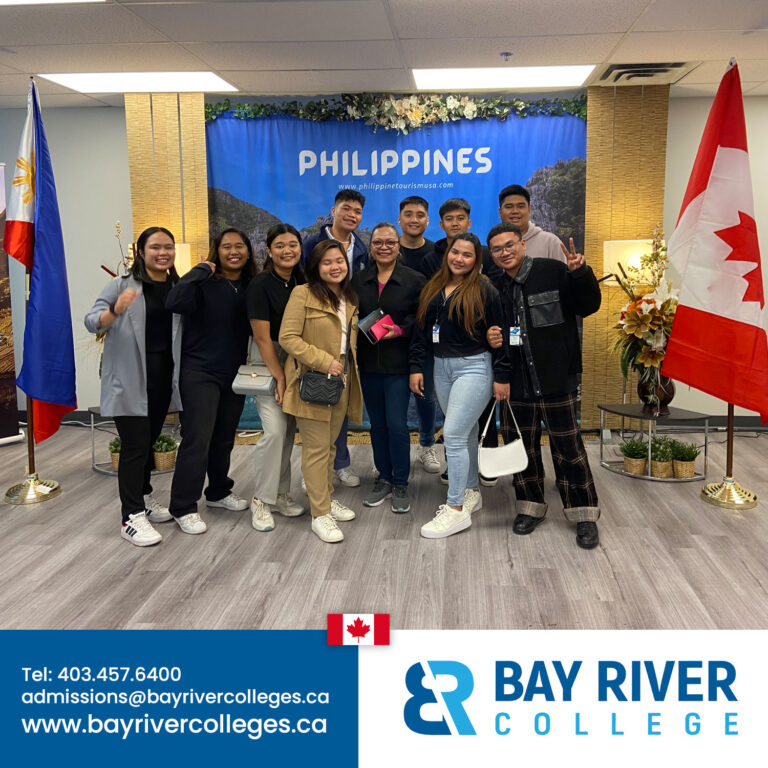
296, 318, 353, 406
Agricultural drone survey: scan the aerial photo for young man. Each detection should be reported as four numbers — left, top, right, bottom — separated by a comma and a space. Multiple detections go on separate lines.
498, 184, 567, 263
398, 196, 437, 277
301, 189, 369, 487
486, 223, 602, 549
397, 196, 440, 473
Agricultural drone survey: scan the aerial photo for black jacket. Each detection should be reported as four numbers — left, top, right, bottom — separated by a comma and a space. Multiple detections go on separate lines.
350, 262, 426, 376
492, 256, 601, 399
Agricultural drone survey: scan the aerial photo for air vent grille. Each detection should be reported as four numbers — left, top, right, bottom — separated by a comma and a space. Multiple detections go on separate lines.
591, 62, 700, 86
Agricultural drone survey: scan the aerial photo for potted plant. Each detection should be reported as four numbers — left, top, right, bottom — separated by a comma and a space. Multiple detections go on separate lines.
152, 433, 178, 471
671, 439, 700, 478
108, 436, 121, 472
650, 435, 673, 478
619, 438, 648, 475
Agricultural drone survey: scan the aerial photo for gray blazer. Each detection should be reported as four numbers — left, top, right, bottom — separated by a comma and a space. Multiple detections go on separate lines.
84, 275, 182, 417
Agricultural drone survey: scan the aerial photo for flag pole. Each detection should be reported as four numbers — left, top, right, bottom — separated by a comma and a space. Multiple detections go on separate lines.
4, 276, 61, 505
701, 403, 757, 509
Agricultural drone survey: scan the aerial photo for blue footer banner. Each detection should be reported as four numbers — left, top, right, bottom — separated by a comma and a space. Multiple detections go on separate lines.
2, 630, 763, 766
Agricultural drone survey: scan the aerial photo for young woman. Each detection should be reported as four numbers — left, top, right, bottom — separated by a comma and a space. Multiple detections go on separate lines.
279, 240, 363, 543
351, 223, 425, 514
246, 224, 306, 532
165, 228, 255, 534
409, 232, 510, 539
84, 226, 181, 546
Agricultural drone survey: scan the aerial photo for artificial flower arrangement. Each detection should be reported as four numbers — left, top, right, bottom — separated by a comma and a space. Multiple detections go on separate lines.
613, 226, 679, 404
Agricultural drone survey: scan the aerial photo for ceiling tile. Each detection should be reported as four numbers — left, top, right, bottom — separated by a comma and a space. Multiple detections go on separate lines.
388, 0, 649, 37
0, 6, 167, 46
183, 40, 401, 70
130, 1, 392, 42
0, 92, 108, 108
218, 68, 411, 94
678, 59, 768, 84
635, 0, 768, 31
0, 44, 205, 73
402, 34, 621, 68
0, 74, 76, 95
742, 81, 768, 95
612, 30, 768, 61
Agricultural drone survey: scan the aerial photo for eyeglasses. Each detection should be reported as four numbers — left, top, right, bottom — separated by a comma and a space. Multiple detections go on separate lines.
489, 240, 522, 256
371, 239, 398, 249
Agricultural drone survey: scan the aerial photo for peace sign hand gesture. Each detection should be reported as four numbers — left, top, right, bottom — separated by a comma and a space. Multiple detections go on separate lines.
560, 237, 585, 272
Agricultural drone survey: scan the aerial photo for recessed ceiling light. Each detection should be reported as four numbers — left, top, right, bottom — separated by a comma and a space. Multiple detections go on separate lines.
0, 0, 105, 5
413, 66, 595, 91
38, 72, 238, 93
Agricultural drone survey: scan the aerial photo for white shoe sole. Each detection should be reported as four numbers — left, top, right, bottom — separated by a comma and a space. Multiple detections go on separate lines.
272, 505, 305, 518
121, 529, 161, 547
207, 499, 248, 511
420, 516, 471, 539
252, 519, 275, 532
146, 511, 173, 523
363, 492, 391, 507
175, 518, 207, 535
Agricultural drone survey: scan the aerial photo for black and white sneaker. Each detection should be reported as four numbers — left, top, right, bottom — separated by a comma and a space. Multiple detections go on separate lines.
121, 512, 162, 547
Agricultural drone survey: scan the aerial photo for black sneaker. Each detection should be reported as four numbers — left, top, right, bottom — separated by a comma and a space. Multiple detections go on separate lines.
479, 473, 498, 487
576, 521, 599, 549
440, 469, 449, 485
390, 485, 411, 513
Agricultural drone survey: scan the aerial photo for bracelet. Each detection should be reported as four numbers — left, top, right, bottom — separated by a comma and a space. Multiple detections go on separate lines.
108, 300, 118, 315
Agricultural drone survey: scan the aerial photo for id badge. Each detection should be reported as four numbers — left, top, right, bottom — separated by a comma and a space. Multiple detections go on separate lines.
509, 326, 522, 346
432, 324, 440, 343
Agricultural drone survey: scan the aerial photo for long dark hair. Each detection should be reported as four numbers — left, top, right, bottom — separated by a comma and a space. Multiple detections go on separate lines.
207, 227, 257, 284
132, 226, 180, 283
306, 240, 357, 311
262, 223, 306, 283
417, 232, 488, 336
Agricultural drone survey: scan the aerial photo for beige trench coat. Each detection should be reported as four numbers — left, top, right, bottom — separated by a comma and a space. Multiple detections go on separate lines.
279, 284, 363, 423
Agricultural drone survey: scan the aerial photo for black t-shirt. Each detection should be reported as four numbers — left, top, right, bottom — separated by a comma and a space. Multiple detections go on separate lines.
400, 239, 438, 277
246, 269, 305, 341
143, 278, 173, 355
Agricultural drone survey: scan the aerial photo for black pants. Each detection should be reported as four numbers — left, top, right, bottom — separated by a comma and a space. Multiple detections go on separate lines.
478, 396, 498, 448
169, 367, 245, 518
114, 356, 173, 523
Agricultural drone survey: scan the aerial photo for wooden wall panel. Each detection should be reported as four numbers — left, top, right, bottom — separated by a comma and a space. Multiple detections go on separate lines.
581, 85, 669, 429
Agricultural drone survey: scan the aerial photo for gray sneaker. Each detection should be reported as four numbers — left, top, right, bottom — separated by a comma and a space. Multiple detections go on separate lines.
390, 485, 411, 514
363, 479, 392, 507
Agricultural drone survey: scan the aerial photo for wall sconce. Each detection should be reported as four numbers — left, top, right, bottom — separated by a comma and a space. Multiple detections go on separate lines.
602, 239, 654, 285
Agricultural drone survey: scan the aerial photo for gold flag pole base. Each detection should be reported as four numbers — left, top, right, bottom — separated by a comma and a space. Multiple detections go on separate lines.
701, 476, 757, 510
4, 473, 61, 505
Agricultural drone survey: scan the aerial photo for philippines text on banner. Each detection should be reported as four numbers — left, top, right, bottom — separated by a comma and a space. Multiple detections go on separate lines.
4, 79, 77, 441
328, 613, 390, 645
662, 60, 768, 422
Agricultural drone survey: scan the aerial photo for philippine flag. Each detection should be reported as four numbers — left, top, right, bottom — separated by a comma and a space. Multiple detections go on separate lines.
327, 613, 390, 645
662, 60, 768, 422
3, 80, 77, 441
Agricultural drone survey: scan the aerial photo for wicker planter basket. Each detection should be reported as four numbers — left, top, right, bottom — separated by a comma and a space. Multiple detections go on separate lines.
623, 456, 647, 475
673, 459, 696, 479
110, 451, 120, 472
153, 449, 177, 471
650, 459, 672, 478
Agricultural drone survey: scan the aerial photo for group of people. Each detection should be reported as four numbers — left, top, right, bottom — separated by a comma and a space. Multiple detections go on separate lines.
86, 183, 602, 551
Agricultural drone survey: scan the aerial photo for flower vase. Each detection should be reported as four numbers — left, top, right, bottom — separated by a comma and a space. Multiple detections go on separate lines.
637, 375, 675, 415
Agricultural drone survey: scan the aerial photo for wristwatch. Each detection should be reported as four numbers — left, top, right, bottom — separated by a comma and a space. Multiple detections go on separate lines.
109, 300, 118, 315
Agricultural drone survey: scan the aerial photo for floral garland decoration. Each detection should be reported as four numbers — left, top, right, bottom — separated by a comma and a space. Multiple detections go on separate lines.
205, 93, 586, 134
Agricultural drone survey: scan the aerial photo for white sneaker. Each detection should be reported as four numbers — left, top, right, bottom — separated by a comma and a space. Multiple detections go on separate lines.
121, 512, 162, 547
417, 445, 442, 473
272, 493, 304, 517
301, 477, 307, 494
207, 493, 248, 511
175, 512, 207, 534
312, 514, 344, 543
463, 488, 483, 515
144, 493, 172, 523
334, 467, 361, 487
420, 504, 471, 539
251, 498, 275, 531
330, 498, 356, 521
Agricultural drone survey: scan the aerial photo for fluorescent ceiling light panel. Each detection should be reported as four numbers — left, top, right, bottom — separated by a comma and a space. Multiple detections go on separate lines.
413, 66, 595, 91
0, 0, 105, 4
38, 72, 237, 93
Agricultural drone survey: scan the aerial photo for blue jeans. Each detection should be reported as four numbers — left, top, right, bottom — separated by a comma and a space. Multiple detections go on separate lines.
333, 418, 350, 470
360, 372, 411, 487
413, 353, 436, 447
433, 352, 493, 506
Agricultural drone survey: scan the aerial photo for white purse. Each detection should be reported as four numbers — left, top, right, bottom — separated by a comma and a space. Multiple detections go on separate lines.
477, 401, 529, 479
231, 339, 277, 396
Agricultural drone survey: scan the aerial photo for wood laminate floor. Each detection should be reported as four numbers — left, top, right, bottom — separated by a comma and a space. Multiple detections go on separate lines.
0, 424, 766, 630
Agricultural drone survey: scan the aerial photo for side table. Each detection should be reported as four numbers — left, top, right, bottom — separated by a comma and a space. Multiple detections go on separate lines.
598, 403, 710, 482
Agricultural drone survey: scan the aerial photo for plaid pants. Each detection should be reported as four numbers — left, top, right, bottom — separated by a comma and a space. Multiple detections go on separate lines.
500, 392, 599, 522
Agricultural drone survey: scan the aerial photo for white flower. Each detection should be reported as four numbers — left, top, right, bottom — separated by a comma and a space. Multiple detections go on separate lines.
648, 329, 667, 351
446, 95, 460, 110
402, 97, 411, 109
648, 278, 679, 305
463, 102, 477, 119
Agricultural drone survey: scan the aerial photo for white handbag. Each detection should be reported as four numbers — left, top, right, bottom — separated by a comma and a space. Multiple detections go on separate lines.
231, 339, 277, 396
477, 401, 529, 479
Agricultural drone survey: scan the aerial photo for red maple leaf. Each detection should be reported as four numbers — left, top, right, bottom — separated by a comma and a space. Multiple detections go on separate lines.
716, 211, 764, 308
346, 616, 370, 642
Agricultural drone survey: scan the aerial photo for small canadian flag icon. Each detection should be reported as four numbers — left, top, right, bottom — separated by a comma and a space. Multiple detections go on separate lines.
327, 613, 390, 645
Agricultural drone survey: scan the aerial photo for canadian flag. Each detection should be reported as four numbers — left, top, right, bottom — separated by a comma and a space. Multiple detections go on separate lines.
327, 613, 390, 645
662, 60, 768, 422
